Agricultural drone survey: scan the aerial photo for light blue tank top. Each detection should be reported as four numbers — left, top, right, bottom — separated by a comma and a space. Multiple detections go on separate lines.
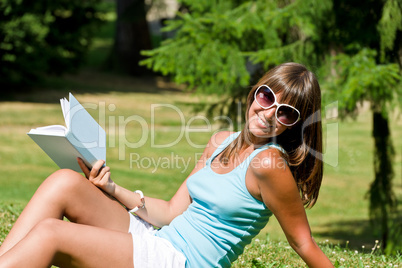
155, 132, 285, 267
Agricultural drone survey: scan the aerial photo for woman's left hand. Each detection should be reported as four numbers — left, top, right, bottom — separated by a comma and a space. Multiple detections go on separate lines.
77, 158, 116, 195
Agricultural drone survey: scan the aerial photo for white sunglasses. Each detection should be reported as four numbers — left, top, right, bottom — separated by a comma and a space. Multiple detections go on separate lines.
254, 85, 301, 126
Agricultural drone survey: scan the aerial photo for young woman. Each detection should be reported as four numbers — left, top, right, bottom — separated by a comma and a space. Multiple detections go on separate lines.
0, 62, 333, 267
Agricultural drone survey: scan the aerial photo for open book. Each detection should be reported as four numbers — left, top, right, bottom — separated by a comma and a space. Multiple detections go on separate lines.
27, 93, 106, 172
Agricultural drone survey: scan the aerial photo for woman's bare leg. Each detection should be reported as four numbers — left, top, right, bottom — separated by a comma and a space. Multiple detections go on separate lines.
0, 218, 134, 268
0, 169, 130, 256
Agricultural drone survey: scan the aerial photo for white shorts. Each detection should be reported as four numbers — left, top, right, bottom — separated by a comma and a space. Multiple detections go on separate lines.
128, 213, 187, 268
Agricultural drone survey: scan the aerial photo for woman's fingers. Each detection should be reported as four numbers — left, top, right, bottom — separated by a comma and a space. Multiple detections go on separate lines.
89, 160, 106, 179
77, 159, 108, 183
97, 166, 111, 185
77, 159, 113, 193
77, 158, 91, 178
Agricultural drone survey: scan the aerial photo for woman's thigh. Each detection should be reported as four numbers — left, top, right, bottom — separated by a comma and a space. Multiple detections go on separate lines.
2, 219, 134, 268
52, 220, 134, 268
38, 169, 131, 233
0, 170, 133, 261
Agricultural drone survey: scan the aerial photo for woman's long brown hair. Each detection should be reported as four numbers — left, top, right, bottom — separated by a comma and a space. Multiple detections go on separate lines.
219, 62, 323, 208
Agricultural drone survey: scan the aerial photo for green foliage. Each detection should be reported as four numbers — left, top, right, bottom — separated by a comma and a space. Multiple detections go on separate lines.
321, 1, 402, 254
140, 0, 333, 130
141, 0, 332, 95
0, 0, 107, 88
327, 48, 402, 253
328, 49, 401, 118
378, 0, 402, 61
327, 49, 402, 255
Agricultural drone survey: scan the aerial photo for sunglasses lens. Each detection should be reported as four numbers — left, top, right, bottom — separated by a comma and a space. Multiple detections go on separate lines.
256, 86, 275, 108
277, 106, 299, 125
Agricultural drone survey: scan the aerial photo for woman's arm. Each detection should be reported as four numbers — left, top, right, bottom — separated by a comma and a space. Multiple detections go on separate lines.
77, 131, 229, 228
250, 149, 333, 268
77, 158, 192, 228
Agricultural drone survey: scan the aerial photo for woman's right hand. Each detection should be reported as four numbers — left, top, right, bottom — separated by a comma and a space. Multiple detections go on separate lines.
77, 158, 116, 196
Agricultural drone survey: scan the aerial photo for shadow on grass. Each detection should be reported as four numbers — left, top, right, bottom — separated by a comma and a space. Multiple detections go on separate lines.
316, 218, 381, 249
316, 211, 402, 251
0, 70, 185, 104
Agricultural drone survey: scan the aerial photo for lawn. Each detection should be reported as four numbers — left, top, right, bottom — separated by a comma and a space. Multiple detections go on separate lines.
0, 70, 401, 267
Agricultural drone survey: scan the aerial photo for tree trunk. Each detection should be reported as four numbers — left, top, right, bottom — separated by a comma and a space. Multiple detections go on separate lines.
368, 111, 396, 249
107, 0, 152, 75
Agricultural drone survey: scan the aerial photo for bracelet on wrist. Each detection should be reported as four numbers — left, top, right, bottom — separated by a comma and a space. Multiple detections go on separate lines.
128, 190, 145, 213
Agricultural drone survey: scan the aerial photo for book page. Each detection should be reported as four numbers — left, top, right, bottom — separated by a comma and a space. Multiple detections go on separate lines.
60, 97, 70, 129
28, 125, 67, 136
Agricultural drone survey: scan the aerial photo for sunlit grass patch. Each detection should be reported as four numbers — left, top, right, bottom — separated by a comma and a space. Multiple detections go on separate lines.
233, 237, 402, 267
0, 202, 24, 244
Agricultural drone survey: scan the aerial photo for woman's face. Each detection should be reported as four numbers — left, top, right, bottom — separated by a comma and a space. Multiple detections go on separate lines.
247, 92, 290, 144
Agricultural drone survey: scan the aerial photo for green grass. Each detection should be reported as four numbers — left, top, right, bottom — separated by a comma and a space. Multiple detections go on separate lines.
232, 237, 402, 267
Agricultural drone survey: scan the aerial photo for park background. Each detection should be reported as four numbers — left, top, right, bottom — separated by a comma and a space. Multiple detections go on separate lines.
0, 0, 401, 267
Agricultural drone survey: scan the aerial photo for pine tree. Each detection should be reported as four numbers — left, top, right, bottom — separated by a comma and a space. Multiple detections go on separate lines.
329, 49, 401, 252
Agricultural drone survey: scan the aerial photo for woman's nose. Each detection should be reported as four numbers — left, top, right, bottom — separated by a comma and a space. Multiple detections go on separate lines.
262, 106, 277, 121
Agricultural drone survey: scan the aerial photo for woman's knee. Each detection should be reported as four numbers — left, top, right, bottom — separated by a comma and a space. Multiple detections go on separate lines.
48, 169, 83, 182
43, 169, 88, 193
29, 218, 63, 245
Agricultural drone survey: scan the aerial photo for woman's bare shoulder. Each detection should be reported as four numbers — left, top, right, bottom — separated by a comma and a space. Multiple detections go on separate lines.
248, 148, 297, 207
211, 131, 235, 145
250, 148, 290, 180
204, 131, 236, 157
